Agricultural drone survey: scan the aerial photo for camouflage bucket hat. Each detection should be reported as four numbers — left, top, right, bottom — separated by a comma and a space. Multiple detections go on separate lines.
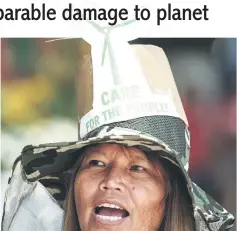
2, 39, 235, 231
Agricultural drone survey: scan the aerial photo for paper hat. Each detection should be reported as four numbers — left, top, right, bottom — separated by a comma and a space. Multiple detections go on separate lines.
2, 38, 234, 231
76, 38, 188, 138
76, 39, 190, 167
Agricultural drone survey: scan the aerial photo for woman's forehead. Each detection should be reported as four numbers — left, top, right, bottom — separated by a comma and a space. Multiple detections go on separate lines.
84, 143, 148, 160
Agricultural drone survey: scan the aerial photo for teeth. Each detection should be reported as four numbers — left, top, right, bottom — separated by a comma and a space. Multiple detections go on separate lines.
97, 203, 123, 209
96, 214, 123, 221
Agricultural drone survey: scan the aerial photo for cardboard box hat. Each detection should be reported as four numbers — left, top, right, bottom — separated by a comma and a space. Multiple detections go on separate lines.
2, 39, 234, 231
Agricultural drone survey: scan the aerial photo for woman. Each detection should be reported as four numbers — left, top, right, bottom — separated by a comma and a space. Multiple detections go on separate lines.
2, 40, 234, 231
64, 144, 195, 231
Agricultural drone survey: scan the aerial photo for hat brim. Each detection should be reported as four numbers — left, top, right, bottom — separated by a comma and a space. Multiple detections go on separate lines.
21, 128, 234, 231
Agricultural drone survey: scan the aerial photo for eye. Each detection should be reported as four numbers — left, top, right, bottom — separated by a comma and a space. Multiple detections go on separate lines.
88, 160, 105, 167
130, 165, 146, 172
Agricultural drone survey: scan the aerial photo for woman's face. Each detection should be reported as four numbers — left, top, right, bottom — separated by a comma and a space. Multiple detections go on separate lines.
74, 144, 166, 231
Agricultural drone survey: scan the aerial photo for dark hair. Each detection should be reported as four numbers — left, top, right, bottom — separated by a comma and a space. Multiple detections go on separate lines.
63, 146, 196, 231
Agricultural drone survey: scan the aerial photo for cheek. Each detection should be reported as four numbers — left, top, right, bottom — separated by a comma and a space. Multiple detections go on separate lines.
132, 181, 165, 204
74, 172, 98, 214
75, 171, 97, 193
131, 182, 165, 221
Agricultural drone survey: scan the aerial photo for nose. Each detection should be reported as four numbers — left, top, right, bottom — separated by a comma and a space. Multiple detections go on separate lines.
99, 166, 126, 193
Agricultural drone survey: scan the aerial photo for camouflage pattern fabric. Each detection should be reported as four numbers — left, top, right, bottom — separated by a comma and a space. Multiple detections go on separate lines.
2, 126, 235, 231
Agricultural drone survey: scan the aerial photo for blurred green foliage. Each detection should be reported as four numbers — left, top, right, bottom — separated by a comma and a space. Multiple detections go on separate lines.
2, 38, 80, 129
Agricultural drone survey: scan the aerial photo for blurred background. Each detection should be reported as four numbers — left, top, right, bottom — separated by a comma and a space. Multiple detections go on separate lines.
1, 38, 236, 226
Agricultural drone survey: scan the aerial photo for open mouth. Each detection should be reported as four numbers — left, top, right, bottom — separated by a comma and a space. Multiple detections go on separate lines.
94, 203, 130, 223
